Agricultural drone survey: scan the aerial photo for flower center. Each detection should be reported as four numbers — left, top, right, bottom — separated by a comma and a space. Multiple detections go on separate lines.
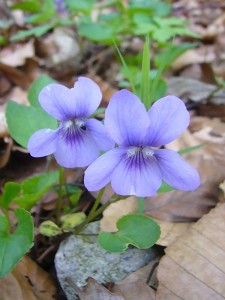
59, 118, 87, 143
63, 119, 86, 131
126, 146, 154, 158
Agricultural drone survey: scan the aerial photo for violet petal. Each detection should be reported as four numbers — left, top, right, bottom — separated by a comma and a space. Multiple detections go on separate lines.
72, 77, 102, 117
39, 83, 76, 121
27, 128, 58, 157
84, 148, 125, 191
154, 149, 200, 191
105, 89, 150, 146
111, 153, 162, 197
54, 131, 99, 168
144, 96, 190, 147
85, 119, 115, 151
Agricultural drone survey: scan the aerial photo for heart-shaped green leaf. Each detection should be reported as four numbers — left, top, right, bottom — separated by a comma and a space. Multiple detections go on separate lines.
98, 214, 160, 253
28, 74, 55, 107
6, 101, 57, 148
0, 208, 34, 278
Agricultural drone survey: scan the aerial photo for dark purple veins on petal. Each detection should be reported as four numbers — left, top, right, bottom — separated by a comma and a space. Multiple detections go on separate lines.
59, 119, 88, 144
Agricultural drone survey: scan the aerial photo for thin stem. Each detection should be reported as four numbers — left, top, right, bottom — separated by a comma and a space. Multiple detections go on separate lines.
75, 193, 121, 234
87, 187, 106, 222
137, 197, 144, 214
55, 166, 65, 223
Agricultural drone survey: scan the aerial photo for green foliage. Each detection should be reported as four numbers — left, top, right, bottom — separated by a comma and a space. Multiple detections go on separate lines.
7, 0, 199, 46
78, 22, 116, 43
0, 183, 21, 210
10, 24, 54, 42
140, 35, 151, 109
14, 172, 59, 210
0, 209, 33, 278
0, 35, 6, 45
61, 212, 86, 232
6, 101, 57, 148
98, 214, 160, 253
10, 0, 41, 13
25, 0, 55, 24
39, 220, 62, 237
119, 42, 198, 103
158, 181, 174, 193
39, 212, 87, 237
155, 43, 198, 71
6, 75, 57, 148
28, 74, 56, 107
65, 0, 94, 14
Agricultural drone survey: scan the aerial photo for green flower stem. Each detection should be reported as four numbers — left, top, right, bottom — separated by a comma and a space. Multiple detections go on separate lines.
55, 166, 65, 223
75, 193, 121, 234
86, 187, 106, 222
137, 197, 144, 214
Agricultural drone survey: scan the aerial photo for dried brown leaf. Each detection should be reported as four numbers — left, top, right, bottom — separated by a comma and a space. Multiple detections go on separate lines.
66, 277, 124, 300
172, 46, 216, 71
112, 280, 156, 300
0, 63, 31, 88
0, 41, 34, 67
156, 203, 225, 300
0, 256, 56, 300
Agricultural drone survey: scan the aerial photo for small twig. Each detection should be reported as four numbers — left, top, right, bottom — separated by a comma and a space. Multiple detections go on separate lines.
37, 245, 56, 264
146, 262, 159, 289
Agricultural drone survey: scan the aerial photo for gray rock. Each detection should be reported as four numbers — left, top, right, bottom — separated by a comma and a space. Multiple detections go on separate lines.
55, 222, 157, 300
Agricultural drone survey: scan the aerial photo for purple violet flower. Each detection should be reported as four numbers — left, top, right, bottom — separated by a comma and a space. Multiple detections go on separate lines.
27, 77, 114, 168
84, 90, 200, 197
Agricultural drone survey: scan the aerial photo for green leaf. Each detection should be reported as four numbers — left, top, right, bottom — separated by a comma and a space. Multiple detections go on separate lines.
25, 0, 55, 24
10, 24, 54, 41
78, 22, 115, 43
0, 208, 34, 278
65, 0, 94, 14
98, 232, 128, 253
28, 74, 55, 107
140, 35, 151, 109
133, 22, 157, 35
158, 181, 174, 193
6, 101, 57, 148
155, 43, 198, 72
10, 0, 41, 12
61, 212, 86, 232
0, 182, 21, 209
114, 43, 137, 95
151, 17, 201, 42
39, 220, 62, 237
179, 143, 206, 155
98, 214, 160, 253
0, 35, 6, 45
69, 189, 82, 207
128, 0, 171, 17
14, 172, 58, 210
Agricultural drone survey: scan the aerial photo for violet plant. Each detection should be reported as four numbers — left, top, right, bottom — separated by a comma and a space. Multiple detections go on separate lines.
26, 39, 199, 252
2, 38, 200, 276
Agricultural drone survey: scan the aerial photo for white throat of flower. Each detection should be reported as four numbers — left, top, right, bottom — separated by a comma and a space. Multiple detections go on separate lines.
127, 146, 154, 158
63, 119, 86, 130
